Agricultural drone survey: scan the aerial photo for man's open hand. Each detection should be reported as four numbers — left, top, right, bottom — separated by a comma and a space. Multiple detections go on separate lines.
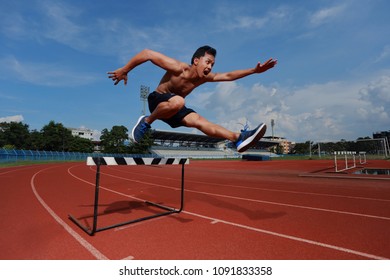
254, 58, 278, 74
107, 68, 128, 85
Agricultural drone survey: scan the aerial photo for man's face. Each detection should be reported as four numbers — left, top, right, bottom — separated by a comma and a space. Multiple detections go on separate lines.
194, 53, 215, 78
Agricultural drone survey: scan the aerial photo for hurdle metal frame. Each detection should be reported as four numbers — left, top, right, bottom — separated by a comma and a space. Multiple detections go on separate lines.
359, 151, 367, 164
69, 157, 189, 236
334, 151, 356, 172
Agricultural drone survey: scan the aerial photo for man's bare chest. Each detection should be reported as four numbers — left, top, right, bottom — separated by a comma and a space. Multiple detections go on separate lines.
162, 75, 204, 97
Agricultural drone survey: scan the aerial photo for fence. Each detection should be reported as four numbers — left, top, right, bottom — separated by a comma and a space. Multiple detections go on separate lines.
0, 148, 155, 163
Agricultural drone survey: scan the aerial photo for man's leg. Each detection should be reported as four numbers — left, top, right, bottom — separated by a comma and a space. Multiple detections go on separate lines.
182, 112, 266, 153
145, 95, 185, 125
182, 112, 239, 142
132, 95, 185, 143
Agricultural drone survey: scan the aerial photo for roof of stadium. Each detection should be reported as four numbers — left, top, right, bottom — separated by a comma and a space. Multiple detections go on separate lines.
151, 129, 278, 148
151, 129, 223, 145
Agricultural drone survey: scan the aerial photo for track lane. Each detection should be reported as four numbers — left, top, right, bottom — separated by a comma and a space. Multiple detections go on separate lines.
63, 161, 386, 260
0, 163, 103, 259
1, 159, 389, 260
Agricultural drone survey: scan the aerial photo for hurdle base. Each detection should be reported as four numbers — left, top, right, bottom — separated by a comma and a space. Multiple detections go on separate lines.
68, 157, 186, 236
68, 201, 182, 236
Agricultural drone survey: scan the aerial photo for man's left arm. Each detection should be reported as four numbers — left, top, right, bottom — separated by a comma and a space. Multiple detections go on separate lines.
209, 58, 277, 82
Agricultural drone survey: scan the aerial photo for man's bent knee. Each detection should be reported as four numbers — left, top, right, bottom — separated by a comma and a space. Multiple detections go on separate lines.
168, 96, 185, 112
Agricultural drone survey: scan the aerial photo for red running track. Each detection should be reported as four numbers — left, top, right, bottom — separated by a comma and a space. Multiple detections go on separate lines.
1, 159, 389, 260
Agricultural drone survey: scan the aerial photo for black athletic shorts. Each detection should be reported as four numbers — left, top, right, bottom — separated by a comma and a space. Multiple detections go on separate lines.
148, 91, 196, 128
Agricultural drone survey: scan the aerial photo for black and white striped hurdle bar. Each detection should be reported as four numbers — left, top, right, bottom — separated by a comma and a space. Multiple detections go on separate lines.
86, 156, 189, 166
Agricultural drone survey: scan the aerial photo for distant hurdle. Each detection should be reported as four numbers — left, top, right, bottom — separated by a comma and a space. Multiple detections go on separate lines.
358, 151, 367, 164
333, 151, 367, 172
69, 156, 189, 236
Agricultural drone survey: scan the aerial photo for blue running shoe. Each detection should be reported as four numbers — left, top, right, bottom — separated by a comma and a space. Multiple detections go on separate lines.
234, 123, 267, 153
131, 116, 151, 143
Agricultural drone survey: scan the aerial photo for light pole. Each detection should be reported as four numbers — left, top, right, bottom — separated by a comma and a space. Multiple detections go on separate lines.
140, 85, 149, 115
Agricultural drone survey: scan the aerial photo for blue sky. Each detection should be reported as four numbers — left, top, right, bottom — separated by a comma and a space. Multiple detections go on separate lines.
1, 0, 389, 143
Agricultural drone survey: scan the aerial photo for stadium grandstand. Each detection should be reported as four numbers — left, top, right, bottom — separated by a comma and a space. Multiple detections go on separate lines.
150, 129, 279, 159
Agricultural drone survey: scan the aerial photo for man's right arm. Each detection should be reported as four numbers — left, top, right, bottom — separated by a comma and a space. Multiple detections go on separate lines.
108, 49, 183, 85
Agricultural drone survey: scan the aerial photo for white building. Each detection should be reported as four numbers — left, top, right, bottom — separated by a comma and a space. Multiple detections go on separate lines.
69, 127, 94, 141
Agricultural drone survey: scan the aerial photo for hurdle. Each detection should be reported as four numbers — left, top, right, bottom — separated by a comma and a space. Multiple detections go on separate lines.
68, 156, 189, 236
359, 151, 367, 164
334, 151, 356, 172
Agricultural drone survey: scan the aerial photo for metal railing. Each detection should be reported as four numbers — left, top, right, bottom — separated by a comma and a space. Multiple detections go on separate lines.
0, 148, 155, 163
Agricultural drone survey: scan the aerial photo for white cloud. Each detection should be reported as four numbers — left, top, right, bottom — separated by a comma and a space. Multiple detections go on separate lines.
0, 1, 189, 63
187, 74, 389, 142
0, 115, 24, 123
375, 45, 390, 63
228, 16, 268, 30
39, 0, 87, 49
310, 4, 346, 26
0, 56, 97, 87
0, 1, 84, 48
214, 5, 292, 32
0, 12, 27, 39
358, 75, 390, 122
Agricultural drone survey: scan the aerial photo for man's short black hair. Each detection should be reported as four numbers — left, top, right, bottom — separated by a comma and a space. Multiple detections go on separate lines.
191, 45, 217, 64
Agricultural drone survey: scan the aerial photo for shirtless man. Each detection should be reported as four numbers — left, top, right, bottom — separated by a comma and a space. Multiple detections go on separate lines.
108, 46, 277, 152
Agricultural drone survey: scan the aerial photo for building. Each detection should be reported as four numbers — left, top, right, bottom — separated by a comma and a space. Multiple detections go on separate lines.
68, 127, 94, 141
373, 130, 390, 143
262, 136, 294, 154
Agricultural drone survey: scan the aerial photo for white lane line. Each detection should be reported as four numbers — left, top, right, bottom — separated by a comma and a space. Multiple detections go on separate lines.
31, 165, 108, 260
93, 169, 390, 221
107, 166, 390, 202
188, 210, 388, 260
0, 165, 41, 176
185, 189, 390, 221
190, 181, 390, 203
300, 173, 390, 181
122, 256, 135, 260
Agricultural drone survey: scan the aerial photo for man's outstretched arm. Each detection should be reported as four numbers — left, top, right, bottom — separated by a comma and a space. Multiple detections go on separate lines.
208, 58, 277, 82
108, 49, 184, 85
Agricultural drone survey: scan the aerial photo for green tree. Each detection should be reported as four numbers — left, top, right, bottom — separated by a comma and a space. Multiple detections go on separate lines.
0, 122, 30, 149
26, 130, 44, 150
69, 136, 94, 153
100, 125, 129, 153
292, 141, 312, 154
129, 130, 153, 154
41, 121, 73, 151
